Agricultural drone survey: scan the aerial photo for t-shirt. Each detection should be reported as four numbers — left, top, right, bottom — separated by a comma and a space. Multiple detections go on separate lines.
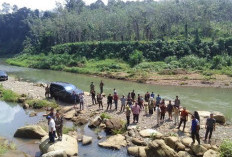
206, 118, 216, 128
180, 110, 188, 119
132, 105, 140, 115
120, 97, 127, 105
131, 92, 135, 98
107, 96, 113, 103
175, 99, 180, 106
55, 116, 63, 128
49, 119, 56, 132
191, 119, 199, 132
167, 104, 173, 112
114, 94, 118, 101
160, 105, 166, 114
151, 93, 155, 98
79, 95, 84, 102
156, 96, 161, 103
156, 107, 161, 115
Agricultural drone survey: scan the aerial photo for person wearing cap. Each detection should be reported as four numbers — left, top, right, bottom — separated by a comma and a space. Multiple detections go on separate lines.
120, 95, 127, 112
125, 105, 131, 126
47, 116, 56, 143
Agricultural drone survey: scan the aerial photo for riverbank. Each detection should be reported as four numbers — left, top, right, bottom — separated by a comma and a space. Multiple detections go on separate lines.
1, 76, 232, 146
6, 55, 232, 88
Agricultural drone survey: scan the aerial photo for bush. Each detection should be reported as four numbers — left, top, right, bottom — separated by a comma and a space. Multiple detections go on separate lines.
179, 55, 207, 69
100, 113, 111, 120
219, 140, 232, 157
62, 126, 76, 134
0, 85, 20, 102
26, 99, 58, 109
129, 50, 143, 66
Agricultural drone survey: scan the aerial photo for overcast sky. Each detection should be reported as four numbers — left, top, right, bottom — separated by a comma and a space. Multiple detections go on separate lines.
0, 0, 109, 11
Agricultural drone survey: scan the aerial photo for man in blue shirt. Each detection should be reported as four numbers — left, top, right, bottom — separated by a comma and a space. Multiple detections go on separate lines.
150, 92, 155, 98
156, 94, 161, 106
191, 115, 200, 144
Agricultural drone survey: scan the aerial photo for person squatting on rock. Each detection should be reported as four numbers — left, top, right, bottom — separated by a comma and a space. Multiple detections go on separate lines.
204, 113, 216, 142
191, 115, 200, 145
55, 110, 63, 141
47, 116, 56, 143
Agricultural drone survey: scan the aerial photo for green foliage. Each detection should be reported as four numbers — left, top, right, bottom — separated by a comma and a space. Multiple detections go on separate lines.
179, 55, 207, 69
112, 121, 127, 135
0, 140, 16, 155
129, 50, 143, 66
26, 99, 58, 109
62, 126, 76, 134
150, 133, 158, 140
219, 140, 232, 157
100, 113, 111, 120
0, 85, 20, 102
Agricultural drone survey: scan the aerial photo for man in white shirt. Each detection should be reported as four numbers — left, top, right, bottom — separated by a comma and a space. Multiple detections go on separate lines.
47, 116, 56, 143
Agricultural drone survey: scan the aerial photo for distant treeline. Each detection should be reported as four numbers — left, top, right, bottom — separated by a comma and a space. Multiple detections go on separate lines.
0, 0, 232, 55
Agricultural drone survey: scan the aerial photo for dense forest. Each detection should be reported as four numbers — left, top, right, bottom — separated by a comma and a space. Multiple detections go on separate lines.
2, 0, 232, 78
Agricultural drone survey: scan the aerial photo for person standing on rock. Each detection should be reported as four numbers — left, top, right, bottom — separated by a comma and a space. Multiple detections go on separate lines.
99, 80, 104, 94
191, 115, 200, 145
91, 90, 96, 105
173, 105, 180, 125
47, 116, 56, 143
174, 96, 180, 108
193, 111, 200, 123
79, 93, 84, 110
113, 93, 119, 110
178, 107, 188, 132
148, 97, 155, 114
97, 93, 103, 110
145, 91, 150, 102
90, 82, 95, 93
156, 105, 161, 126
156, 94, 161, 106
167, 100, 173, 120
72, 91, 77, 109
204, 113, 216, 142
150, 92, 155, 98
120, 95, 127, 112
125, 105, 131, 126
127, 95, 133, 108
107, 94, 113, 110
160, 99, 166, 122
132, 103, 141, 123
131, 90, 136, 101
55, 111, 63, 141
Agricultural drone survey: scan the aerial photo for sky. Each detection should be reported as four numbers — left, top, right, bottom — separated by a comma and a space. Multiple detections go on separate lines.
0, 0, 109, 11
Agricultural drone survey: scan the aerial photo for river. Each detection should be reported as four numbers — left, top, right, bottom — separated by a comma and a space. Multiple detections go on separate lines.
0, 59, 232, 156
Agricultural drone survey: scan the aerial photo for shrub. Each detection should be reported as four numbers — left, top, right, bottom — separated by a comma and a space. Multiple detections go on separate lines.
129, 50, 143, 66
112, 121, 127, 135
0, 85, 20, 102
26, 99, 58, 109
63, 126, 76, 134
219, 140, 232, 157
100, 113, 111, 120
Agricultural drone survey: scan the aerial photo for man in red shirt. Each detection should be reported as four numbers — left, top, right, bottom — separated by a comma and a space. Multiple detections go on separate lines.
177, 107, 188, 132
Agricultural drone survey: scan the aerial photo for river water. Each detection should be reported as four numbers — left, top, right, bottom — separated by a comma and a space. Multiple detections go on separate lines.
0, 59, 232, 156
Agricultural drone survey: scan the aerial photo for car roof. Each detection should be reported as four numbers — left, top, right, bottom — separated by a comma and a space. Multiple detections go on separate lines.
0, 71, 7, 74
51, 82, 83, 93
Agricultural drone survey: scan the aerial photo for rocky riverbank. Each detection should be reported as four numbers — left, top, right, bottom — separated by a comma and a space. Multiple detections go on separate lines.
1, 76, 232, 157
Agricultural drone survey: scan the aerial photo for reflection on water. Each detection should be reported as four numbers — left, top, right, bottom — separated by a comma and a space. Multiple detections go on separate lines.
0, 101, 21, 124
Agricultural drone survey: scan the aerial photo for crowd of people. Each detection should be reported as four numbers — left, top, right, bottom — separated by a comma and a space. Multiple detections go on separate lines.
44, 81, 216, 145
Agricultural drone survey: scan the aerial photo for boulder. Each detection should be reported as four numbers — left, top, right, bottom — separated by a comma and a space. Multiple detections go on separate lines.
178, 151, 192, 157
39, 134, 78, 156
128, 130, 136, 137
0, 150, 31, 157
42, 150, 67, 157
82, 135, 93, 145
63, 110, 76, 120
23, 103, 29, 109
99, 123, 106, 129
72, 117, 88, 125
14, 125, 47, 139
132, 138, 147, 146
198, 111, 211, 118
88, 116, 101, 128
191, 144, 207, 156
213, 111, 226, 124
105, 118, 123, 133
128, 146, 147, 157
176, 142, 185, 151
181, 137, 193, 147
164, 136, 178, 149
29, 111, 37, 117
145, 139, 179, 157
139, 129, 162, 138
18, 97, 26, 103
203, 149, 219, 157
98, 134, 127, 150
60, 106, 73, 114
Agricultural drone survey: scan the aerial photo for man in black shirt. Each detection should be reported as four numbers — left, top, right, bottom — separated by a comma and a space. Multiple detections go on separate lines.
107, 94, 113, 110
204, 113, 216, 142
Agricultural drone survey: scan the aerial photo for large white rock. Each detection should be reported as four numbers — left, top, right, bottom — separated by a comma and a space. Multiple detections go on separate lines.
178, 151, 192, 157
82, 135, 93, 145
42, 150, 67, 157
127, 146, 147, 157
98, 134, 127, 150
203, 149, 219, 157
191, 144, 207, 156
63, 110, 76, 120
139, 129, 162, 138
39, 134, 78, 156
181, 137, 193, 147
14, 125, 47, 139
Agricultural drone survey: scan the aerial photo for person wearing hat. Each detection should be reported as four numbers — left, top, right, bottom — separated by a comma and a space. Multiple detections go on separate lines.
47, 115, 56, 143
125, 105, 131, 126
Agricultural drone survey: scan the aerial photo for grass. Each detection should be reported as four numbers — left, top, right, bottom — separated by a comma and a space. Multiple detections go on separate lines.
0, 140, 16, 155
219, 140, 232, 157
26, 99, 58, 109
0, 85, 20, 102
62, 126, 76, 134
150, 133, 158, 140
100, 113, 111, 120
112, 120, 127, 135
